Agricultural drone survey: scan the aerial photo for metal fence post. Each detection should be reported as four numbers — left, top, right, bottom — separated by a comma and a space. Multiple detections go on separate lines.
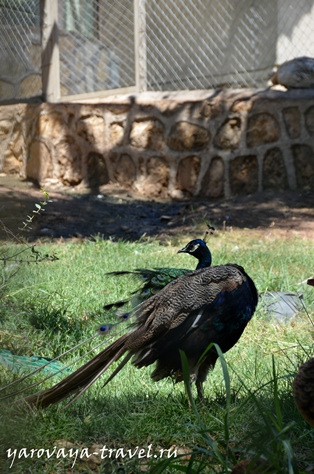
134, 0, 147, 92
41, 0, 60, 102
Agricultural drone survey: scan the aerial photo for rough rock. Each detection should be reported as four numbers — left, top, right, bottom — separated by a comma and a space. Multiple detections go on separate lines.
247, 113, 280, 147
230, 155, 258, 195
114, 154, 136, 186
305, 105, 314, 136
167, 121, 211, 151
56, 136, 82, 186
176, 156, 200, 194
38, 111, 65, 139
200, 156, 224, 198
292, 144, 314, 190
135, 156, 169, 197
213, 117, 242, 149
27, 140, 52, 182
263, 148, 288, 190
130, 119, 165, 150
271, 57, 314, 89
282, 106, 301, 138
85, 151, 109, 188
110, 122, 125, 147
76, 115, 105, 148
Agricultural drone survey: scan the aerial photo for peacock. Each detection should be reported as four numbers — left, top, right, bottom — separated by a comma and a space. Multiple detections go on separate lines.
12, 262, 258, 408
293, 357, 314, 426
292, 276, 314, 426
292, 277, 314, 426
103, 237, 213, 317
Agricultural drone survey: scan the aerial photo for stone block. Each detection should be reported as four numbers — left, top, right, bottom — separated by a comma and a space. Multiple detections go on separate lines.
282, 107, 300, 138
110, 122, 125, 147
56, 136, 82, 186
176, 156, 200, 194
3, 153, 21, 174
292, 144, 314, 190
167, 121, 211, 151
77, 115, 105, 148
230, 155, 258, 195
263, 148, 288, 189
136, 157, 169, 197
0, 119, 12, 139
192, 99, 224, 119
146, 156, 169, 195
7, 130, 24, 161
27, 140, 52, 183
213, 117, 242, 150
247, 113, 280, 147
114, 154, 136, 186
86, 152, 109, 189
271, 57, 314, 88
305, 105, 314, 136
38, 112, 66, 139
130, 119, 164, 150
200, 156, 224, 198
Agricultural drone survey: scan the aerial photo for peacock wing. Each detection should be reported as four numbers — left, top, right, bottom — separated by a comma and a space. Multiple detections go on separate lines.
129, 264, 258, 367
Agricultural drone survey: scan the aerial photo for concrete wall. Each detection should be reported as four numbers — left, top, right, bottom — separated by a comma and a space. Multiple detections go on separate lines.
0, 89, 314, 198
277, 0, 314, 63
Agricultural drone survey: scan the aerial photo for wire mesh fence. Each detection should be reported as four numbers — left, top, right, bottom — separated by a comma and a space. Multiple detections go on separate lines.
0, 0, 41, 101
1, 0, 314, 103
145, 0, 314, 90
58, 0, 135, 97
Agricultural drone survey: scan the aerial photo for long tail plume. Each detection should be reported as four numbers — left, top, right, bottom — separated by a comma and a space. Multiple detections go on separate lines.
21, 331, 132, 408
0, 319, 134, 407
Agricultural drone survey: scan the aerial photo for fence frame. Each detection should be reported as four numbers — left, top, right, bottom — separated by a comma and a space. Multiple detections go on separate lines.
41, 0, 146, 102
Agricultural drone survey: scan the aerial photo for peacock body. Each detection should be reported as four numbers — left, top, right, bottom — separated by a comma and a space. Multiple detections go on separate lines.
21, 262, 258, 408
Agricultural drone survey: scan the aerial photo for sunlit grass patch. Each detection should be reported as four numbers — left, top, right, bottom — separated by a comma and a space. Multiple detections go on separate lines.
0, 231, 313, 472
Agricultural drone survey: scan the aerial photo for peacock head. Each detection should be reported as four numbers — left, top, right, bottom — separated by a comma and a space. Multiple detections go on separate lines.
178, 239, 212, 269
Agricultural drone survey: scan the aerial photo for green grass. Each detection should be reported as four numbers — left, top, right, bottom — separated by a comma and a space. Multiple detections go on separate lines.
0, 231, 313, 473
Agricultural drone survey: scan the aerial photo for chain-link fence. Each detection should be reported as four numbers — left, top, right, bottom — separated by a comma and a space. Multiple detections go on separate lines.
58, 0, 135, 96
0, 0, 41, 102
1, 0, 314, 103
146, 0, 314, 90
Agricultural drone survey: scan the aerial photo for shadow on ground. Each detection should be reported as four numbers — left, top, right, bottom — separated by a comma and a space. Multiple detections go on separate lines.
0, 175, 313, 241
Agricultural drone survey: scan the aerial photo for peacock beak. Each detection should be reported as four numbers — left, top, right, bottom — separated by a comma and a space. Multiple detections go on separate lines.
177, 245, 188, 254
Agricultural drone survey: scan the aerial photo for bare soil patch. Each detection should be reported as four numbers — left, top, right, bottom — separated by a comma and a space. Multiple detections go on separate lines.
0, 175, 313, 242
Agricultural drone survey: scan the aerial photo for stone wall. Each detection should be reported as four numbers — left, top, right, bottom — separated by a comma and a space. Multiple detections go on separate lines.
1, 89, 314, 198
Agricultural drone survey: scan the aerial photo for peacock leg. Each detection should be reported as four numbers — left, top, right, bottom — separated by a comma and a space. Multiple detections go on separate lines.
196, 380, 204, 399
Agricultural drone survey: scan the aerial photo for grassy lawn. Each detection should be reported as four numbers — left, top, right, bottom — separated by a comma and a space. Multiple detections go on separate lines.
0, 230, 313, 473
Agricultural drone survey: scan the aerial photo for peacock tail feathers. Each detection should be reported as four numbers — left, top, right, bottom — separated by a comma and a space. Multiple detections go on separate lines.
0, 349, 72, 375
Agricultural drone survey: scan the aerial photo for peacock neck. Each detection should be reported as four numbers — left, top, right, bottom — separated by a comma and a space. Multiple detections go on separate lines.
195, 250, 212, 270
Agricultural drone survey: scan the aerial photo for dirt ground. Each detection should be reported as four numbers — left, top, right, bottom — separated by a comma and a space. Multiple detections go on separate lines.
0, 174, 313, 242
